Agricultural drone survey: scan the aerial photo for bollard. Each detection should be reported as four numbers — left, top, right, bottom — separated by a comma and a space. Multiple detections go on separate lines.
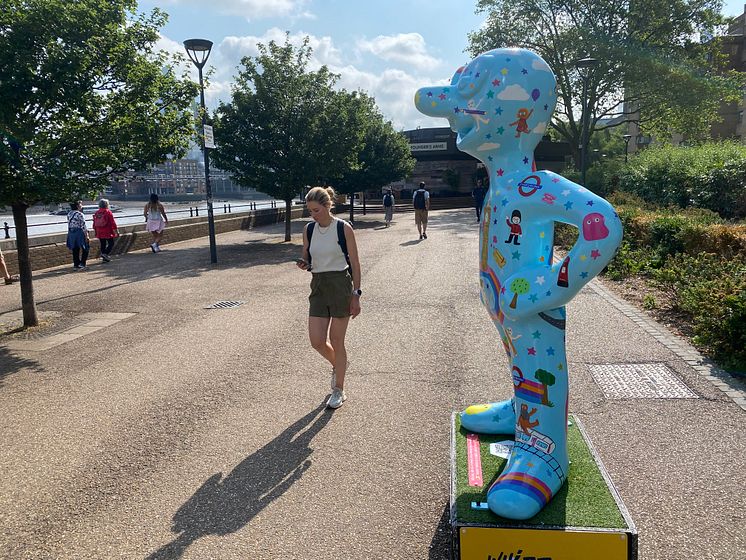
3, 222, 9, 239
223, 204, 227, 213
228, 204, 231, 213
196, 207, 199, 216
190, 207, 194, 217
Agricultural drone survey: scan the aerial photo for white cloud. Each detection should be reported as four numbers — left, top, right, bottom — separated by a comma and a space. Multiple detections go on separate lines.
158, 0, 311, 20
531, 59, 552, 73
477, 143, 500, 151
498, 84, 530, 101
219, 28, 342, 71
532, 121, 548, 134
357, 33, 441, 71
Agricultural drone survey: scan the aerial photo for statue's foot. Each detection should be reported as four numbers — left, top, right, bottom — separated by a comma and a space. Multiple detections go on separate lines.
460, 399, 515, 434
486, 446, 566, 520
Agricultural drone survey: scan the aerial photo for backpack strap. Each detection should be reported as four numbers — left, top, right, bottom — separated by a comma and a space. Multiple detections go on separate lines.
336, 220, 351, 268
306, 221, 315, 265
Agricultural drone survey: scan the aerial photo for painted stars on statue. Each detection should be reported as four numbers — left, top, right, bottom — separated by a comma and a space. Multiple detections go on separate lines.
591, 249, 601, 260
528, 347, 537, 356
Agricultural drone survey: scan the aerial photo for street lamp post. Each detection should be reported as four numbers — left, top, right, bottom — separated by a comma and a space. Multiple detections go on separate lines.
184, 38, 217, 264
575, 57, 598, 187
622, 134, 632, 163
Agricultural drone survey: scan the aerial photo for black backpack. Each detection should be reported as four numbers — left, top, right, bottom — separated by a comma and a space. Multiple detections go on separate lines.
413, 190, 427, 209
383, 194, 393, 207
307, 220, 350, 268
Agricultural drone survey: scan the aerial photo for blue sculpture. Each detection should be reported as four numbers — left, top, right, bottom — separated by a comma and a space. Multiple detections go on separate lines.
415, 48, 622, 520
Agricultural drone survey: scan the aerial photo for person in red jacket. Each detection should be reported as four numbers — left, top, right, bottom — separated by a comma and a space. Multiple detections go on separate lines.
92, 199, 118, 262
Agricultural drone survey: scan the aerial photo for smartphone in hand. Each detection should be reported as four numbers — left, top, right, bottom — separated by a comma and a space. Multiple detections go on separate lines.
295, 258, 312, 271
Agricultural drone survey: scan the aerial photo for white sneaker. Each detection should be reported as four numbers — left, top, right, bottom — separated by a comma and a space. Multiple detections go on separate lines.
327, 387, 346, 409
155, 243, 161, 252
150, 243, 157, 253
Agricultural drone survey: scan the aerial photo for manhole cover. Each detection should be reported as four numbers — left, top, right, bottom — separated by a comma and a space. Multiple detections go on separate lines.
589, 363, 698, 399
204, 301, 244, 309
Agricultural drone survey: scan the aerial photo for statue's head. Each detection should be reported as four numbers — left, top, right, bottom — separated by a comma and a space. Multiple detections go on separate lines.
415, 48, 557, 161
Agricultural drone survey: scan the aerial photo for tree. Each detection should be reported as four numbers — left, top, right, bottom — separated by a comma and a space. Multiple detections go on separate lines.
212, 36, 364, 241
534, 368, 556, 406
335, 93, 415, 223
509, 277, 530, 309
469, 0, 745, 166
442, 168, 461, 192
0, 0, 198, 327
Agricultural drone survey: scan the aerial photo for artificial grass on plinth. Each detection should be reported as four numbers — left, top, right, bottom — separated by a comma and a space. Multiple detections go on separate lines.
454, 415, 627, 528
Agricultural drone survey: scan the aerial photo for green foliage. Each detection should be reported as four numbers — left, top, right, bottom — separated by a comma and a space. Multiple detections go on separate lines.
212, 35, 368, 239
442, 168, 461, 191
618, 142, 746, 218
653, 254, 746, 372
335, 94, 415, 196
0, 0, 198, 206
469, 0, 744, 166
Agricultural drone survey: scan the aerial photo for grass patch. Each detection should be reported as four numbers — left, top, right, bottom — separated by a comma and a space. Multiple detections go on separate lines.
454, 416, 626, 529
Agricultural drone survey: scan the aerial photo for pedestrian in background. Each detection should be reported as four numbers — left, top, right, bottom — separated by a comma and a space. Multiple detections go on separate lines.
1, 247, 19, 284
144, 193, 168, 252
413, 181, 430, 239
297, 186, 362, 409
472, 178, 487, 223
93, 199, 118, 262
383, 189, 395, 227
66, 201, 89, 270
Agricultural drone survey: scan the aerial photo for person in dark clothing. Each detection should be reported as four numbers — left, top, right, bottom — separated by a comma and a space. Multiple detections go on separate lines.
472, 179, 487, 222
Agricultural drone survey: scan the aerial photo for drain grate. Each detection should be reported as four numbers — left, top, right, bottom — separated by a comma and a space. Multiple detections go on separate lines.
590, 363, 698, 399
204, 301, 244, 310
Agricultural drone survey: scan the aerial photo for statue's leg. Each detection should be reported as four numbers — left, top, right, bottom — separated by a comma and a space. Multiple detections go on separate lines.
486, 310, 569, 520
460, 289, 516, 435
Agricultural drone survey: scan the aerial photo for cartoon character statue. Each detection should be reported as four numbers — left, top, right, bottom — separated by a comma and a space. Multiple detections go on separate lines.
415, 48, 622, 520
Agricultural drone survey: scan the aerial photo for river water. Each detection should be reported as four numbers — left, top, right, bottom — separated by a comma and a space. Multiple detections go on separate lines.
0, 199, 291, 239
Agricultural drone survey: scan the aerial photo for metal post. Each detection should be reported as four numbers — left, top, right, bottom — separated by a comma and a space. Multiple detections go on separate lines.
198, 65, 218, 264
580, 75, 589, 187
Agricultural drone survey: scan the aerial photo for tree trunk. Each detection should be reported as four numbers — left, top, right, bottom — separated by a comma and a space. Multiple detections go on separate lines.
284, 199, 292, 242
11, 203, 38, 327
362, 192, 366, 216
349, 195, 355, 224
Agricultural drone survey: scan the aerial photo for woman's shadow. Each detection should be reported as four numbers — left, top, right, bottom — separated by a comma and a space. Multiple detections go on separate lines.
147, 403, 333, 559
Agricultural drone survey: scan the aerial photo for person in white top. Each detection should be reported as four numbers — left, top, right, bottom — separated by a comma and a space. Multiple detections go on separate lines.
296, 186, 362, 409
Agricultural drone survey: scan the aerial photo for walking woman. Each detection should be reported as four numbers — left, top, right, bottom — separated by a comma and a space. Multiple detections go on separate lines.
92, 199, 118, 262
296, 186, 362, 409
144, 193, 168, 252
66, 201, 90, 270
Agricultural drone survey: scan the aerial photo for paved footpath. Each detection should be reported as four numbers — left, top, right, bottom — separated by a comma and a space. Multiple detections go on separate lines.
0, 209, 744, 560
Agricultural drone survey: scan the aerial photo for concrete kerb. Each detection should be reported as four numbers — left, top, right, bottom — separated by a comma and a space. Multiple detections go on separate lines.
588, 279, 746, 411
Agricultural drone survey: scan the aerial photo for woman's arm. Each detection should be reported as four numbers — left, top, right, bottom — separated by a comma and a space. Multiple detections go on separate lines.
159, 203, 168, 223
344, 223, 362, 318
143, 204, 148, 220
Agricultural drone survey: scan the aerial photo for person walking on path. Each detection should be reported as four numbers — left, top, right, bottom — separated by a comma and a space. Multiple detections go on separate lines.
296, 186, 362, 409
413, 181, 430, 239
472, 178, 487, 223
66, 201, 90, 270
92, 199, 118, 262
144, 193, 168, 253
1, 247, 19, 284
383, 189, 395, 227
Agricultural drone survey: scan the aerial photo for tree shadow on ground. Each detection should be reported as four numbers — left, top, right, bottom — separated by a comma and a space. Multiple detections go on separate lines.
0, 347, 44, 386
428, 502, 452, 560
146, 403, 333, 560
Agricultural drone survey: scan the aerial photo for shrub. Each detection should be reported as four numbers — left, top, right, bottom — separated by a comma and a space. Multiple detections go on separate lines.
618, 142, 746, 219
653, 253, 746, 372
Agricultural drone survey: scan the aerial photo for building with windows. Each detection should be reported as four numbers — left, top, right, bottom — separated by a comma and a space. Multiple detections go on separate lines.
393, 127, 572, 196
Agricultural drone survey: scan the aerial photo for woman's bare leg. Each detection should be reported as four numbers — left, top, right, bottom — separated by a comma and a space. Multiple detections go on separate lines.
328, 316, 350, 389
308, 316, 335, 366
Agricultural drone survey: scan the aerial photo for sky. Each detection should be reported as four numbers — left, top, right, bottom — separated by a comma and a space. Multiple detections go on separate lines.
138, 0, 485, 131
140, 0, 746, 132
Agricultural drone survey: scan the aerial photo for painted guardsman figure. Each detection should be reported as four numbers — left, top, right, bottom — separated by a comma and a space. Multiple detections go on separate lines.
415, 48, 622, 520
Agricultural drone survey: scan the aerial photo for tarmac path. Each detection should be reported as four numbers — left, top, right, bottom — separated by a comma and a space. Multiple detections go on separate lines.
0, 208, 744, 559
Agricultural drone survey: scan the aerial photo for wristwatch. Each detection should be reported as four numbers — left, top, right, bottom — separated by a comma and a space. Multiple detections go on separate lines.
352, 289, 362, 297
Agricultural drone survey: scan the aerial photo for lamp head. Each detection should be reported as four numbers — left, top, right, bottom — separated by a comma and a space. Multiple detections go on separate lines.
184, 39, 213, 68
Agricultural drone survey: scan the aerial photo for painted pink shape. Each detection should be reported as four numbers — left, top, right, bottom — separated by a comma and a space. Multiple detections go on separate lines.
466, 432, 484, 487
582, 212, 610, 241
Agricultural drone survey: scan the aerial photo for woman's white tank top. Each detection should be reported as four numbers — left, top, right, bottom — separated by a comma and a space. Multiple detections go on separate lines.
309, 217, 349, 273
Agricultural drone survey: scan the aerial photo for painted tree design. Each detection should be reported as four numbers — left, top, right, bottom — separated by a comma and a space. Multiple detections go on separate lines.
509, 277, 530, 309
534, 368, 556, 406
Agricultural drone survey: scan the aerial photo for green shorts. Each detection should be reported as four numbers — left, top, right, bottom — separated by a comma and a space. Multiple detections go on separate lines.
309, 270, 353, 318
